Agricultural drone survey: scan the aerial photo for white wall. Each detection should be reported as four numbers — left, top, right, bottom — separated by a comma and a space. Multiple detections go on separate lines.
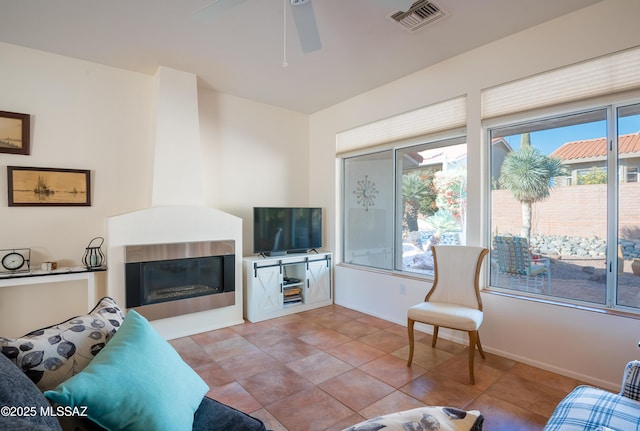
0, 42, 154, 270
0, 42, 154, 334
311, 0, 640, 390
151, 66, 204, 207
198, 90, 311, 254
0, 43, 311, 334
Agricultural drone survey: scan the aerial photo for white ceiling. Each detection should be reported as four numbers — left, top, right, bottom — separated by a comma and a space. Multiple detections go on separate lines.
0, 0, 600, 114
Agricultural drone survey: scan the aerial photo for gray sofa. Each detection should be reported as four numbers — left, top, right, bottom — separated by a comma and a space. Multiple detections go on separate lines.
0, 352, 267, 431
544, 360, 640, 430
0, 297, 267, 431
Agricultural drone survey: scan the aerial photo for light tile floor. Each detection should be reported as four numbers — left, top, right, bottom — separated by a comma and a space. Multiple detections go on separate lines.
170, 305, 582, 431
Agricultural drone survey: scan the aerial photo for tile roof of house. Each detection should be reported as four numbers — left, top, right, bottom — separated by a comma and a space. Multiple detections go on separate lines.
551, 132, 640, 160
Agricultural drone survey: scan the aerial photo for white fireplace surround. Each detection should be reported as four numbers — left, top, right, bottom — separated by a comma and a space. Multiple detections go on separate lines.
105, 67, 245, 339
106, 206, 244, 340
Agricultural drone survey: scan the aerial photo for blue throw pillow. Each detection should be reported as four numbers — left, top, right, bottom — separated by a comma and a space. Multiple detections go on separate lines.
44, 310, 209, 431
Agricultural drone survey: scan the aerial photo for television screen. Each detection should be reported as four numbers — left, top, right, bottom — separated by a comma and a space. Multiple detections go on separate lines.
253, 207, 322, 255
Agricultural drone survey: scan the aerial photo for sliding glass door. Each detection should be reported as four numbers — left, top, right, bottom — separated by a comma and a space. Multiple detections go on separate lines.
616, 103, 640, 309
489, 101, 640, 312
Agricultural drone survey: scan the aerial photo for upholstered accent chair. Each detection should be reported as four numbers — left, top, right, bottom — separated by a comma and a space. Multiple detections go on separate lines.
407, 245, 489, 385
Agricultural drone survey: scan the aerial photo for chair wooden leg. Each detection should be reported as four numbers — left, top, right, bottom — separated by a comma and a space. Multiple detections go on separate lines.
407, 318, 415, 367
476, 332, 486, 359
468, 331, 477, 385
431, 326, 439, 348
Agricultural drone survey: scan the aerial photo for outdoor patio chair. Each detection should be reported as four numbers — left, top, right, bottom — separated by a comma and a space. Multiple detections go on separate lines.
493, 235, 551, 294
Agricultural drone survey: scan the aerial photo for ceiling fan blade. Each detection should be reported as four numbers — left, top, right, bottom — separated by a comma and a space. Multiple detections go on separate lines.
373, 0, 415, 12
192, 0, 247, 21
291, 1, 322, 53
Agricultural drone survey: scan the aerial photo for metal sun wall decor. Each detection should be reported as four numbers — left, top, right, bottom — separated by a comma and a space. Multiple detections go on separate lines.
353, 174, 378, 211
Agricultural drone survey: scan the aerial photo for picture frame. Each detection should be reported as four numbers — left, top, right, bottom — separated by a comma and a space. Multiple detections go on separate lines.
7, 166, 91, 207
0, 111, 30, 155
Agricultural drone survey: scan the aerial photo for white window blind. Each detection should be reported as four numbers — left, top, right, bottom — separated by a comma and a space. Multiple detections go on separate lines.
336, 96, 466, 154
482, 46, 640, 119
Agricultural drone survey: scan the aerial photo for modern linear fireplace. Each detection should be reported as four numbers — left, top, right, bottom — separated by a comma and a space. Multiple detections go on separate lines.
124, 240, 235, 320
106, 69, 244, 337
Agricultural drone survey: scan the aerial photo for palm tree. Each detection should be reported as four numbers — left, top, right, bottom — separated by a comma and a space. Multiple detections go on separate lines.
499, 134, 566, 242
402, 172, 431, 232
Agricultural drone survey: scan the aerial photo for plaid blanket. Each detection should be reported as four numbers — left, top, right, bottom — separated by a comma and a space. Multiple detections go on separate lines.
544, 385, 640, 431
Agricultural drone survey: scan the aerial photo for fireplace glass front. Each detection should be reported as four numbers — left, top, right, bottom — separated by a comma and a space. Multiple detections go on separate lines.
143, 257, 222, 304
124, 241, 235, 312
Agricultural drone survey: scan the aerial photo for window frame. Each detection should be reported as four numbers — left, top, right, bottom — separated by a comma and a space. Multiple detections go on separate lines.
483, 93, 640, 314
625, 167, 639, 183
340, 129, 467, 278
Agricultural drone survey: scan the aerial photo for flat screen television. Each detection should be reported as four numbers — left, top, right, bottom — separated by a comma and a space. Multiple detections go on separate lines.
253, 207, 322, 256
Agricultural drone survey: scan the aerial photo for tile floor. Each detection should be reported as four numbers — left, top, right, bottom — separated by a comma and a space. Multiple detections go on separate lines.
170, 304, 582, 431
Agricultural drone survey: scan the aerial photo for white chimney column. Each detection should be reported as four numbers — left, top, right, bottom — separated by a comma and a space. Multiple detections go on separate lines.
150, 66, 204, 206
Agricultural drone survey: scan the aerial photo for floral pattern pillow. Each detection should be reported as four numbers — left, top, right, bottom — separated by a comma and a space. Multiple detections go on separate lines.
343, 406, 484, 431
0, 297, 125, 391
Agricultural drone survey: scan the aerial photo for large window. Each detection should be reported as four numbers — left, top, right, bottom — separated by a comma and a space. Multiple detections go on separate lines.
488, 102, 640, 311
343, 136, 467, 275
343, 151, 395, 270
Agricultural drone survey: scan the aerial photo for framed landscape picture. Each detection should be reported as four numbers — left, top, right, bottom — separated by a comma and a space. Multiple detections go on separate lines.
7, 166, 91, 207
0, 111, 30, 155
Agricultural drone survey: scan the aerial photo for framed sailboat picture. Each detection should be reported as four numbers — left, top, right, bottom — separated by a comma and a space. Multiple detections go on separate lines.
7, 166, 91, 206
0, 111, 30, 155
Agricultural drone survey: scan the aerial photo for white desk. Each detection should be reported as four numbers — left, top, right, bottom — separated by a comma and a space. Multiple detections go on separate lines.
0, 267, 106, 311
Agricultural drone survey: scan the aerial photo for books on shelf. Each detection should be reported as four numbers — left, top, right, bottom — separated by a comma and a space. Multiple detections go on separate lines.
283, 286, 302, 305
284, 287, 301, 296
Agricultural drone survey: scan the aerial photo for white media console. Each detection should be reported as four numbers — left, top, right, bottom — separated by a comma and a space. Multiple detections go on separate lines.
243, 252, 332, 322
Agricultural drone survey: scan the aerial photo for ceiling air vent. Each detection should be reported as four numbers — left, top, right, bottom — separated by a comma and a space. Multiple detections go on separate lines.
389, 0, 446, 32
